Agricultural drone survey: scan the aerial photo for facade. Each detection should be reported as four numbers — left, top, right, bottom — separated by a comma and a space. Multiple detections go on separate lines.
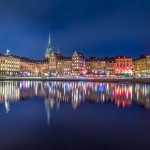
147, 55, 150, 75
20, 57, 36, 75
0, 55, 20, 75
72, 51, 86, 75
44, 33, 73, 75
93, 58, 105, 74
48, 51, 63, 75
105, 57, 115, 75
86, 59, 93, 74
132, 59, 135, 76
44, 33, 62, 75
36, 59, 49, 74
1, 33, 150, 77
57, 57, 72, 75
86, 57, 105, 74
134, 55, 150, 76
114, 55, 132, 76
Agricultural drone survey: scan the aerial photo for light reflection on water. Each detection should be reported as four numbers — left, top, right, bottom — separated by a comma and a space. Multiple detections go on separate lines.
1, 81, 150, 150
0, 81, 150, 114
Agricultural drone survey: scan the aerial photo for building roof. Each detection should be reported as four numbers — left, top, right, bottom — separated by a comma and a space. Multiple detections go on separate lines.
0, 54, 20, 60
74, 51, 86, 59
115, 55, 131, 59
104, 57, 115, 63
36, 59, 49, 64
86, 56, 104, 62
59, 56, 72, 61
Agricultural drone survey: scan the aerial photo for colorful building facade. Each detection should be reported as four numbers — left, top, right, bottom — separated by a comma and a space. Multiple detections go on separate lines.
134, 55, 150, 76
114, 55, 132, 76
86, 57, 105, 74
1, 33, 150, 77
105, 57, 115, 75
0, 54, 20, 75
72, 51, 86, 75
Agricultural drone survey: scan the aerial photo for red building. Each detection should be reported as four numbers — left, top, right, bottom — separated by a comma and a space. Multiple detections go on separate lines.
114, 55, 132, 76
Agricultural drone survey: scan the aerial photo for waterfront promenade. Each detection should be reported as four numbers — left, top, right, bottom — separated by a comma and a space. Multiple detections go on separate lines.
0, 76, 150, 83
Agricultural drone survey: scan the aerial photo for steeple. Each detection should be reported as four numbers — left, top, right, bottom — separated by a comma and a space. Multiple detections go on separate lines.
45, 32, 53, 56
48, 32, 51, 46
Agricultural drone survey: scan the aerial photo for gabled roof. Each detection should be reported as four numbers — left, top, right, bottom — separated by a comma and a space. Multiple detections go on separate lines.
115, 55, 131, 59
0, 54, 20, 60
104, 57, 115, 63
86, 56, 105, 62
73, 51, 86, 59
36, 59, 49, 64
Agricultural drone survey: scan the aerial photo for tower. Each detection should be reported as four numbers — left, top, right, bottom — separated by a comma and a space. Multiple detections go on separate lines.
45, 33, 53, 59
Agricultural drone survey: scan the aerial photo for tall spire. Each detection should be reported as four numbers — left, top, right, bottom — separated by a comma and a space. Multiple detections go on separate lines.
48, 32, 51, 45
45, 32, 53, 56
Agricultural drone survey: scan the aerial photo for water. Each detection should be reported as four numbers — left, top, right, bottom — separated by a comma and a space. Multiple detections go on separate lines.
0, 81, 150, 150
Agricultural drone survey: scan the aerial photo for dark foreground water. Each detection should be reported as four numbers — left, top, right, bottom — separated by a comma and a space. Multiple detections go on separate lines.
0, 81, 150, 150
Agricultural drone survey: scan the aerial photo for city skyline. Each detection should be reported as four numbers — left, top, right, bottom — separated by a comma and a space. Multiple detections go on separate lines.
1, 1, 150, 150
0, 33, 150, 61
0, 35, 150, 77
0, 0, 150, 60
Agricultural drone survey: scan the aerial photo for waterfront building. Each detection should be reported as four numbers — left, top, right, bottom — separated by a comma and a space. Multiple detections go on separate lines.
57, 57, 72, 75
48, 51, 64, 75
86, 57, 105, 74
132, 59, 135, 76
0, 54, 20, 75
114, 55, 132, 76
86, 58, 93, 74
93, 58, 105, 74
20, 57, 37, 75
72, 51, 86, 75
134, 54, 150, 76
2, 33, 150, 77
36, 59, 49, 74
44, 34, 63, 74
105, 57, 115, 75
147, 55, 150, 75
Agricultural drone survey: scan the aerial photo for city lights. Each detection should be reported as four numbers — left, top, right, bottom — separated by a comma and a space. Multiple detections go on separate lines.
0, 35, 150, 77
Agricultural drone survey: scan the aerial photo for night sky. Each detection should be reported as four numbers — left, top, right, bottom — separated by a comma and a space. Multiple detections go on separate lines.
0, 0, 150, 60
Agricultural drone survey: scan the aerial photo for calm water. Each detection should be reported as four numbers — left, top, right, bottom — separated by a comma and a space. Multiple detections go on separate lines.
0, 81, 150, 150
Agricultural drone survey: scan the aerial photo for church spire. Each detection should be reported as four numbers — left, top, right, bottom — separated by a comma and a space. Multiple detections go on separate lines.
45, 32, 53, 56
48, 32, 51, 45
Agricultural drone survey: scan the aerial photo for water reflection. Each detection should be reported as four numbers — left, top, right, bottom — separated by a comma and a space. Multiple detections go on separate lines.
0, 81, 150, 123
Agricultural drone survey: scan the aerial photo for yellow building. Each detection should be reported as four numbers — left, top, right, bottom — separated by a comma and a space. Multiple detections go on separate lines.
20, 57, 36, 75
132, 59, 135, 76
86, 57, 105, 74
146, 55, 150, 75
135, 55, 150, 76
0, 54, 20, 75
36, 59, 49, 74
105, 58, 115, 75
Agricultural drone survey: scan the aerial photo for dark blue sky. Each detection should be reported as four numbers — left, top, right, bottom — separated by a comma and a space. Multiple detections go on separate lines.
0, 0, 150, 60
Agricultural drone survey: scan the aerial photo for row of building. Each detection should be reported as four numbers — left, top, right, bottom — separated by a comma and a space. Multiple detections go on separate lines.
0, 34, 150, 76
